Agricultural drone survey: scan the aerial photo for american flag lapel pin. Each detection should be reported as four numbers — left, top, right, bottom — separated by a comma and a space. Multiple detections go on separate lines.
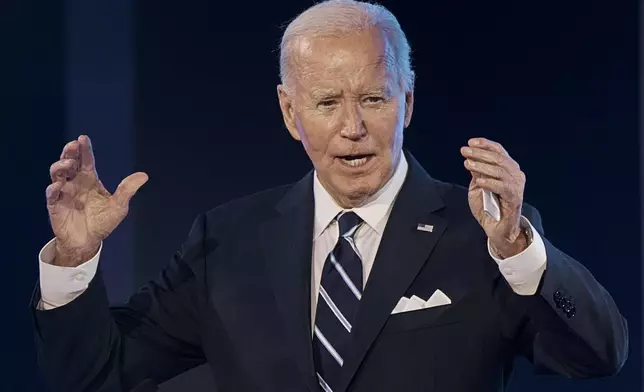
416, 223, 434, 232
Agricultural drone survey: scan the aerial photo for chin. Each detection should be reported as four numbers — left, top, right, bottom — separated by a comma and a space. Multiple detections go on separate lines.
336, 178, 382, 206
320, 162, 390, 206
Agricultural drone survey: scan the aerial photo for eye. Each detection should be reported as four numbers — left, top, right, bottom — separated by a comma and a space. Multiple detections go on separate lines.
364, 96, 384, 104
318, 99, 337, 108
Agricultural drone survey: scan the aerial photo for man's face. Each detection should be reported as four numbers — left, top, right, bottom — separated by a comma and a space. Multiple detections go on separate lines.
278, 28, 414, 208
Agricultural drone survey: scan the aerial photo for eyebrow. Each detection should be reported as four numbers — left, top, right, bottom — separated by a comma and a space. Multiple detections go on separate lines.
309, 87, 389, 100
362, 86, 390, 96
310, 89, 341, 100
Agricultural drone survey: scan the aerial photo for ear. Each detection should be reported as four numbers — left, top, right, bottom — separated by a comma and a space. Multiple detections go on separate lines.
403, 89, 414, 128
277, 85, 301, 141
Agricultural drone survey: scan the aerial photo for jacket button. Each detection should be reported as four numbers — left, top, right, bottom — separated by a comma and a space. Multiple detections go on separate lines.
564, 306, 576, 318
553, 291, 563, 308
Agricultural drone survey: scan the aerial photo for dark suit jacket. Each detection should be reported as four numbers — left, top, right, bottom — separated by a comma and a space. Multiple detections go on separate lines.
32, 153, 628, 392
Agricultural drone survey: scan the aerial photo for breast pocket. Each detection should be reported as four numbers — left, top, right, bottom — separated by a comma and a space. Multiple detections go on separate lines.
383, 288, 486, 334
382, 303, 467, 334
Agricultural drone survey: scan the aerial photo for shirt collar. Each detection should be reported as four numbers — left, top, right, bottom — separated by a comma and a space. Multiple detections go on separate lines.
313, 153, 409, 239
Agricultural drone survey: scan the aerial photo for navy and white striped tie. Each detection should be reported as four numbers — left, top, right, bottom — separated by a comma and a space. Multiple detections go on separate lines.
313, 211, 364, 392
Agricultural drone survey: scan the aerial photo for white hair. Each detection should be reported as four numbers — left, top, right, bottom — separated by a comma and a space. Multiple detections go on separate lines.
279, 0, 414, 93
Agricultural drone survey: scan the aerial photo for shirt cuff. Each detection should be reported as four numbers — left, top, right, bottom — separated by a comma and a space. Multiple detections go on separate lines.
38, 238, 102, 310
487, 216, 547, 296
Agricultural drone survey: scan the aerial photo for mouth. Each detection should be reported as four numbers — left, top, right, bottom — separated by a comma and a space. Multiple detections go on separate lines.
336, 153, 376, 168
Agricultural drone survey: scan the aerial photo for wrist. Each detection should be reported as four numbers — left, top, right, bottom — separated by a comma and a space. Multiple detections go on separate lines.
53, 241, 100, 267
492, 232, 528, 259
490, 225, 531, 259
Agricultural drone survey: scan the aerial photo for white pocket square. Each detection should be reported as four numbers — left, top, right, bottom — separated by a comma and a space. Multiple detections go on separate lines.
391, 289, 452, 314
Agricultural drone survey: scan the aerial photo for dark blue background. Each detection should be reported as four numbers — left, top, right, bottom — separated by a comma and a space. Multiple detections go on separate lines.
5, 0, 640, 391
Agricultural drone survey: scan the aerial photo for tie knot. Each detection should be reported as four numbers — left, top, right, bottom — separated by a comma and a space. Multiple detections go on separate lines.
337, 211, 363, 238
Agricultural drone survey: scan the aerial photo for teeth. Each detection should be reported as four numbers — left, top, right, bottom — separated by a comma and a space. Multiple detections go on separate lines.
342, 156, 368, 167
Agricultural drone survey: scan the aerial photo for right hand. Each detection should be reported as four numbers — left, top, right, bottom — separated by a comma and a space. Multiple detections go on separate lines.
46, 135, 148, 267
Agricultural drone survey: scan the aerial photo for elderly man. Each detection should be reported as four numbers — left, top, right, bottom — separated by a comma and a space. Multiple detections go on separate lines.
34, 1, 627, 391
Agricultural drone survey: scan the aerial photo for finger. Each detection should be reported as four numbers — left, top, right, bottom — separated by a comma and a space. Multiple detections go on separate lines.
60, 140, 80, 160
113, 172, 149, 207
46, 181, 65, 206
78, 135, 96, 171
461, 146, 517, 169
468, 171, 482, 190
50, 159, 79, 182
468, 137, 508, 155
474, 177, 515, 199
464, 159, 507, 180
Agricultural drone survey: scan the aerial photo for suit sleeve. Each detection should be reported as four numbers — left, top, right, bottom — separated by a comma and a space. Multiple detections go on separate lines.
498, 205, 628, 378
31, 213, 210, 392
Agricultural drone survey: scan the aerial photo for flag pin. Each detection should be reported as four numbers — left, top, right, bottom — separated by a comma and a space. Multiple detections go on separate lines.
417, 223, 434, 232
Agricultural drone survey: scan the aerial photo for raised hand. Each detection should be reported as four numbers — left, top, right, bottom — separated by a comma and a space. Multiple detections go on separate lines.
460, 137, 528, 258
46, 135, 148, 267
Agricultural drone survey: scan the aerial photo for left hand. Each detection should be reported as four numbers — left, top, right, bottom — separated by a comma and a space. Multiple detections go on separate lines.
460, 137, 527, 258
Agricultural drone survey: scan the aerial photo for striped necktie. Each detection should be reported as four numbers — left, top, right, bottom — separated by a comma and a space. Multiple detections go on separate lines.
313, 211, 364, 392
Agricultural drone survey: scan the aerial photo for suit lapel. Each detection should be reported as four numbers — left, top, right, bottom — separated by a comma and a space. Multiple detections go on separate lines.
260, 173, 319, 392
336, 153, 448, 392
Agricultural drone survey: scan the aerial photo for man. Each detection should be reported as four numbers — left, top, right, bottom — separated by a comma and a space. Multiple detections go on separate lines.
34, 0, 627, 391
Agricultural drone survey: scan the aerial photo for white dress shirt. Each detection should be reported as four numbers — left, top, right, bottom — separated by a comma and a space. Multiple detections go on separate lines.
39, 154, 547, 314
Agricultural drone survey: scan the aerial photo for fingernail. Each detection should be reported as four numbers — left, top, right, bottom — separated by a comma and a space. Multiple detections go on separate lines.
464, 148, 472, 155
471, 139, 480, 146
468, 160, 476, 167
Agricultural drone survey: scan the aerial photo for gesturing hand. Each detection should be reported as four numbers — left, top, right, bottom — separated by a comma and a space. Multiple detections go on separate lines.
46, 135, 148, 267
460, 137, 528, 258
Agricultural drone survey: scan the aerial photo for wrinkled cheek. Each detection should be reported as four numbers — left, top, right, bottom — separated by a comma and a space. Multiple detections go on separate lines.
300, 132, 325, 158
293, 119, 314, 149
294, 130, 328, 171
301, 119, 339, 157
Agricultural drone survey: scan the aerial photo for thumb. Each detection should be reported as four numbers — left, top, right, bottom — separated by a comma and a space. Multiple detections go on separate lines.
113, 172, 149, 207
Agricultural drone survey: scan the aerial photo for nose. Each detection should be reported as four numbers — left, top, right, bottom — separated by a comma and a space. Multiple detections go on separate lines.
339, 102, 367, 140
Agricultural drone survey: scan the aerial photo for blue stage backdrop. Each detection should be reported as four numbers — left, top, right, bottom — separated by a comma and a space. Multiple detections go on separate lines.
6, 0, 640, 391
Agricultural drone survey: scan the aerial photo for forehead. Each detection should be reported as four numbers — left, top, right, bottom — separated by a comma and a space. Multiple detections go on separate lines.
291, 28, 397, 92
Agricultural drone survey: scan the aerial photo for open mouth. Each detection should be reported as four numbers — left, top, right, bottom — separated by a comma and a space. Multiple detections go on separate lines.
337, 154, 375, 168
